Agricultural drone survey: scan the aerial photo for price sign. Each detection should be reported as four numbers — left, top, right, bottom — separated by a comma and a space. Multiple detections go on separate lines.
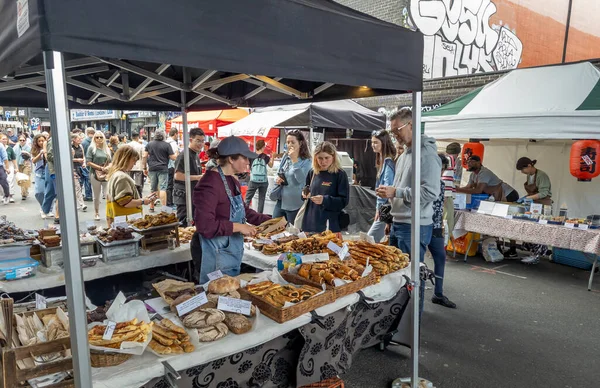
338, 243, 350, 259
35, 293, 47, 309
207, 270, 224, 281
302, 253, 329, 263
271, 232, 290, 241
161, 206, 172, 213
217, 296, 252, 316
114, 216, 127, 224
297, 232, 307, 239
327, 241, 341, 254
504, 215, 513, 220
102, 321, 116, 340
578, 224, 589, 230
176, 292, 208, 316
564, 223, 576, 229
538, 219, 548, 225
255, 238, 274, 245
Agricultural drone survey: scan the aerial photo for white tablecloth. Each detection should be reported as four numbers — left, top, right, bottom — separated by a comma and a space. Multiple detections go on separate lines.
91, 264, 411, 388
0, 245, 191, 293
242, 247, 278, 270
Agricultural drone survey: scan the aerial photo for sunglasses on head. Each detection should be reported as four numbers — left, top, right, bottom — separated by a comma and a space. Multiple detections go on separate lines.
392, 121, 411, 132
371, 129, 387, 137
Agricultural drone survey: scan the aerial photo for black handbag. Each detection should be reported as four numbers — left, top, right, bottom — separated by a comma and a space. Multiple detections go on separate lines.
379, 203, 393, 224
339, 210, 350, 230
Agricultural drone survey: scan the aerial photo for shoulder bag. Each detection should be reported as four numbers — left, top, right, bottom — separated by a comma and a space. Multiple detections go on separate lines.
293, 170, 314, 230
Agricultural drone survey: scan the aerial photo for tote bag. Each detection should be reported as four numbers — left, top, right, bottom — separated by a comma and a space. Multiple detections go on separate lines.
293, 171, 314, 230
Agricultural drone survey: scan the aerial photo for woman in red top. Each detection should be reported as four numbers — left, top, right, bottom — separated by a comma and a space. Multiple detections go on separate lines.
193, 136, 270, 283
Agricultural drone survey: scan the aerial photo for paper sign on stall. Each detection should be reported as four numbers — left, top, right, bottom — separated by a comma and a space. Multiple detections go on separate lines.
302, 253, 329, 263
454, 193, 467, 210
538, 219, 548, 225
207, 270, 224, 281
491, 203, 510, 218
477, 201, 495, 215
161, 206, 172, 214
564, 223, 576, 229
217, 296, 252, 316
113, 216, 128, 228
327, 241, 349, 259
578, 224, 589, 230
35, 293, 47, 309
359, 232, 376, 244
176, 293, 208, 316
530, 203, 543, 215
128, 213, 142, 221
271, 232, 291, 241
102, 321, 116, 340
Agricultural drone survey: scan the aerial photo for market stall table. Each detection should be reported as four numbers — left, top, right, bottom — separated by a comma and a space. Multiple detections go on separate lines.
453, 210, 600, 289
242, 247, 279, 271
0, 245, 191, 294
92, 265, 411, 388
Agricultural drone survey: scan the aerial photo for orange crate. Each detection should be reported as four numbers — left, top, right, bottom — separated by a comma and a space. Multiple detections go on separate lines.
300, 378, 344, 388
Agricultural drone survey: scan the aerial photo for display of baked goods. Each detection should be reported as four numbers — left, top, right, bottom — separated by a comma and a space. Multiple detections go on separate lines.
152, 279, 197, 304
207, 275, 240, 294
97, 226, 135, 243
87, 302, 111, 324
347, 241, 409, 281
88, 318, 152, 349
223, 313, 252, 335
149, 318, 194, 354
261, 231, 341, 256
0, 217, 36, 245
179, 226, 196, 244
182, 308, 226, 328
244, 281, 322, 308
15, 308, 70, 346
255, 217, 287, 238
129, 212, 178, 229
296, 259, 364, 285
197, 322, 229, 342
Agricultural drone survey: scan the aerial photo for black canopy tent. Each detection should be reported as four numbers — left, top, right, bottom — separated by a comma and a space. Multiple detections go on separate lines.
0, 0, 425, 386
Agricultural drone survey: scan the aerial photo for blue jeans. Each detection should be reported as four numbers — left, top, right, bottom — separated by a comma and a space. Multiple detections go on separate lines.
391, 222, 433, 317
80, 167, 92, 199
34, 170, 46, 207
367, 219, 387, 243
428, 234, 447, 297
41, 165, 56, 215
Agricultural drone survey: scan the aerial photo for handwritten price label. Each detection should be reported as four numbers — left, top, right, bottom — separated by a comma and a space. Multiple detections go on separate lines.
102, 321, 116, 340
207, 270, 224, 281
176, 293, 208, 316
217, 296, 252, 316
35, 293, 47, 309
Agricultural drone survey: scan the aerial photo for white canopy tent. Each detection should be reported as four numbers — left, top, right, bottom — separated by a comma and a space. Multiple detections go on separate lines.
423, 61, 600, 218
423, 62, 600, 140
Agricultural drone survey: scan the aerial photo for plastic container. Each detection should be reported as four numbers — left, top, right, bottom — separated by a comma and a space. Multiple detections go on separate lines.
466, 194, 490, 210
0, 245, 31, 261
0, 258, 39, 280
552, 248, 597, 270
97, 240, 140, 262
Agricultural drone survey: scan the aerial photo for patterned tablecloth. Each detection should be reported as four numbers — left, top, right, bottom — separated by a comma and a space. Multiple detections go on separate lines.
453, 210, 600, 255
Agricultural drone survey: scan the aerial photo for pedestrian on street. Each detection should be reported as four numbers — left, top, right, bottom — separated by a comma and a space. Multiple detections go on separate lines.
71, 134, 88, 212
42, 134, 59, 224
108, 135, 119, 155
376, 108, 441, 318
14, 135, 32, 200
244, 140, 271, 213
0, 141, 10, 205
166, 128, 180, 207
0, 134, 16, 203
81, 127, 95, 201
128, 131, 146, 197
173, 128, 205, 226
143, 129, 175, 212
6, 128, 18, 147
86, 131, 112, 221
31, 134, 53, 218
367, 129, 396, 243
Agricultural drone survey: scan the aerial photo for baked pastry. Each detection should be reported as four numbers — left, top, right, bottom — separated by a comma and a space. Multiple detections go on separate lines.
208, 276, 240, 294
197, 322, 229, 342
170, 294, 193, 313
182, 308, 225, 328
224, 313, 252, 335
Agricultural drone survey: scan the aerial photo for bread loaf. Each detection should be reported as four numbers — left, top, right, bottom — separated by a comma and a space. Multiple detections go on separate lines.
207, 276, 240, 294
224, 313, 252, 335
170, 294, 193, 313
182, 308, 225, 328
197, 322, 228, 342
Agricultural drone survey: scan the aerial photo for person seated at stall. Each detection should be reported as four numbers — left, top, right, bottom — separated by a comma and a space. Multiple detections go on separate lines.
106, 146, 156, 227
193, 136, 271, 283
456, 155, 519, 202
173, 128, 205, 226
515, 157, 552, 205
301, 141, 349, 234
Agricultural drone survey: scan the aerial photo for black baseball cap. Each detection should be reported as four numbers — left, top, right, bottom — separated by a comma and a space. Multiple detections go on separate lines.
218, 136, 257, 159
468, 155, 481, 162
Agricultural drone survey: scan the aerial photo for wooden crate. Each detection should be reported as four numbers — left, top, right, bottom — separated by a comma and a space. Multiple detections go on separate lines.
281, 270, 377, 299
138, 224, 180, 251
300, 377, 344, 387
238, 287, 334, 324
3, 307, 74, 388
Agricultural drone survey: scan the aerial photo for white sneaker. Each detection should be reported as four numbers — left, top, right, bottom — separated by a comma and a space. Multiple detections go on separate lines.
8, 197, 14, 203
2, 197, 9, 205
40, 210, 46, 219
46, 212, 54, 218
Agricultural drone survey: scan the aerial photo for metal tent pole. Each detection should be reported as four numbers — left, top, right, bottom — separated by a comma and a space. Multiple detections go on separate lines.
43, 51, 92, 387
181, 69, 193, 224
410, 91, 423, 388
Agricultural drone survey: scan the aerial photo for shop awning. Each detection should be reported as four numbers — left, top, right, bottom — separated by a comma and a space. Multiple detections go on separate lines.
170, 109, 249, 124
219, 100, 385, 137
423, 62, 600, 140
0, 0, 423, 111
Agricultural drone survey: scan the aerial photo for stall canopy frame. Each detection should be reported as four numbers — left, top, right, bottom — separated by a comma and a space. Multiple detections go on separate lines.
0, 0, 425, 386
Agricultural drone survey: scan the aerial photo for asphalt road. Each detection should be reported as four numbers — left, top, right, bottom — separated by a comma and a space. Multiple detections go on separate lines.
344, 254, 600, 388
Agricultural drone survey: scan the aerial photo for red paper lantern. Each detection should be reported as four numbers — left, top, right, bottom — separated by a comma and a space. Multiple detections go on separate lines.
461, 142, 485, 169
570, 140, 600, 181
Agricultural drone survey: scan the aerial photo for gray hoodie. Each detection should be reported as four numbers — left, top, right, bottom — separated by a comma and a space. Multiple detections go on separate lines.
391, 135, 441, 225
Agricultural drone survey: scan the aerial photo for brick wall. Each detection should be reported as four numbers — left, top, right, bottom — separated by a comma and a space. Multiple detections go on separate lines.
333, 0, 404, 25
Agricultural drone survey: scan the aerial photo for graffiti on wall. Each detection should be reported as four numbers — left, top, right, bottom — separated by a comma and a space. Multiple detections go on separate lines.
408, 0, 523, 79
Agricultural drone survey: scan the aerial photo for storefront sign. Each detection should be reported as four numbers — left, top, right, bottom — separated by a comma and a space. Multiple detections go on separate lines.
70, 109, 119, 122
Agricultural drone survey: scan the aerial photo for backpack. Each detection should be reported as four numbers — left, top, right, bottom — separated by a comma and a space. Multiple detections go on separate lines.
250, 156, 268, 183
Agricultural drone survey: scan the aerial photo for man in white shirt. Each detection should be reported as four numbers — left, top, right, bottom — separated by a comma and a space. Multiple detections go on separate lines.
166, 128, 180, 207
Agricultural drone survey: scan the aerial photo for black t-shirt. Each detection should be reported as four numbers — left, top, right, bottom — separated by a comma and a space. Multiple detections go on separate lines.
72, 144, 84, 169
250, 153, 270, 167
145, 140, 173, 172
174, 149, 201, 186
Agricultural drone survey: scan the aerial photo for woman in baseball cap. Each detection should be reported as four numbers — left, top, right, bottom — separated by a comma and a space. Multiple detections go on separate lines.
192, 136, 271, 283
515, 157, 552, 206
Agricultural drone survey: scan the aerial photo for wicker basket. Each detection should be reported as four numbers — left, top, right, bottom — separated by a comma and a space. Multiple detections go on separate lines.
238, 286, 334, 323
90, 350, 133, 367
281, 270, 377, 299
